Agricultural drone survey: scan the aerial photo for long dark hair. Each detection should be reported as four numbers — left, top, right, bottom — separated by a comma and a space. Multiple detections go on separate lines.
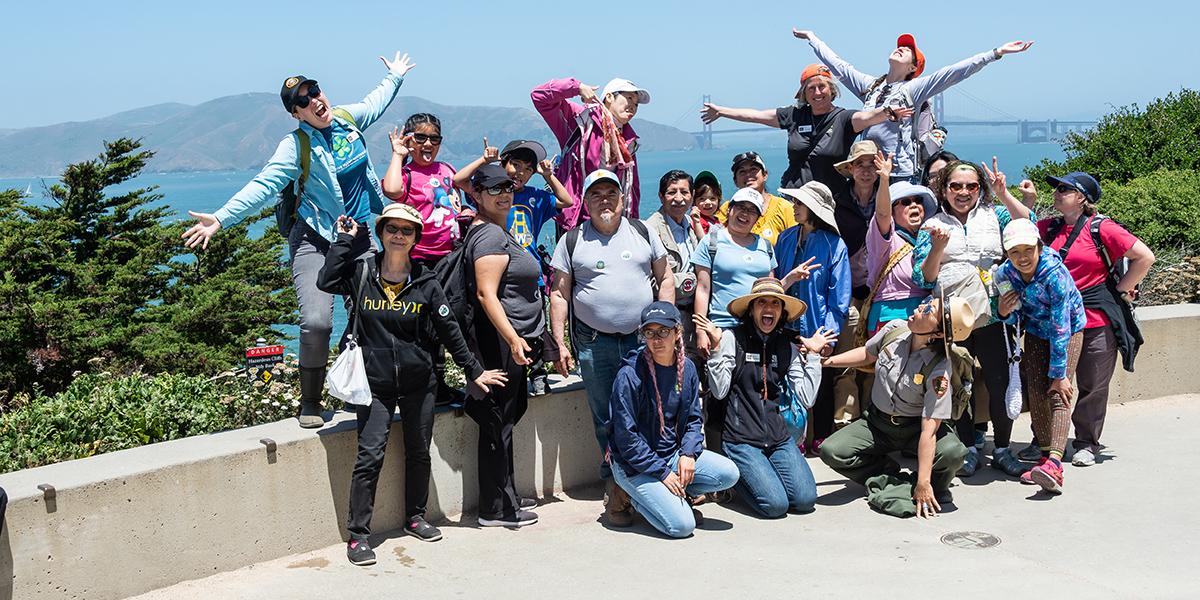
935, 160, 992, 214
921, 150, 959, 187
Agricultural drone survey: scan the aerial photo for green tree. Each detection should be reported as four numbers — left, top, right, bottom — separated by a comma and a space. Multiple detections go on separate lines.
0, 138, 295, 405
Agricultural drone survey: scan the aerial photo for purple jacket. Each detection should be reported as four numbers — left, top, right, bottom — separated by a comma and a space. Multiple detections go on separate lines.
531, 77, 641, 229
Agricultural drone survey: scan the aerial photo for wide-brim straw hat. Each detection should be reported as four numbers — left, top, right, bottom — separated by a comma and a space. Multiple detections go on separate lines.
728, 277, 807, 321
777, 181, 839, 235
834, 140, 880, 177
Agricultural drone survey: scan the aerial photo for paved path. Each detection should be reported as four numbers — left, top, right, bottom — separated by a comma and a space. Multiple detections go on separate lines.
129, 395, 1199, 599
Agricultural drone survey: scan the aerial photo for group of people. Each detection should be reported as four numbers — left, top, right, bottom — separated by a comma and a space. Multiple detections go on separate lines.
182, 29, 1155, 563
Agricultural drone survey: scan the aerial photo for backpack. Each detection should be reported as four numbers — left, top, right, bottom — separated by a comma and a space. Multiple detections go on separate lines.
730, 326, 807, 436
560, 217, 653, 356
274, 107, 357, 236
706, 224, 776, 282
863, 77, 944, 178
1042, 213, 1133, 284
432, 222, 489, 345
557, 105, 638, 230
877, 323, 974, 420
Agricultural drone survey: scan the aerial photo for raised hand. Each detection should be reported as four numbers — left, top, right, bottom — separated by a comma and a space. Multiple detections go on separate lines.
700, 102, 725, 124
388, 127, 412, 157
335, 215, 359, 238
182, 211, 222, 250
482, 137, 499, 162
380, 52, 416, 76
997, 41, 1034, 56
792, 28, 814, 40
537, 158, 555, 178
782, 256, 822, 288
1018, 179, 1038, 201
473, 369, 509, 394
981, 156, 1008, 196
579, 82, 599, 104
800, 326, 837, 355
874, 151, 894, 179
924, 223, 951, 249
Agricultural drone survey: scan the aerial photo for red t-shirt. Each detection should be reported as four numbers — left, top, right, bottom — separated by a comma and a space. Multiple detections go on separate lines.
1038, 216, 1137, 329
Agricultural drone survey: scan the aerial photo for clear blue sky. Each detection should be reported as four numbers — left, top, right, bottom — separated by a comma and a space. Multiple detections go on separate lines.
5, 0, 1194, 129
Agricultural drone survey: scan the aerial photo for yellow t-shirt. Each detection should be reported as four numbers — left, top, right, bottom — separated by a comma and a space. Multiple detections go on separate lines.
715, 192, 797, 245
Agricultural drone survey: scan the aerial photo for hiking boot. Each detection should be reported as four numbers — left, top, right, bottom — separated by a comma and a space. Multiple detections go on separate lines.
692, 508, 704, 526
605, 480, 634, 527
992, 449, 1027, 478
298, 367, 326, 429
404, 516, 443, 542
1030, 458, 1065, 494
478, 510, 539, 528
709, 489, 736, 504
1071, 448, 1096, 467
958, 450, 979, 477
346, 539, 376, 566
1017, 442, 1043, 462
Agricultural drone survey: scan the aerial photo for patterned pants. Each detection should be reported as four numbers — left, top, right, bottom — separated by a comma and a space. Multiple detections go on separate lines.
1022, 332, 1084, 458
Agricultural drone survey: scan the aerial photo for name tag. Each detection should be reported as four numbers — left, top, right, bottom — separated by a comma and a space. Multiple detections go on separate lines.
745, 353, 762, 363
346, 131, 360, 143
797, 125, 813, 134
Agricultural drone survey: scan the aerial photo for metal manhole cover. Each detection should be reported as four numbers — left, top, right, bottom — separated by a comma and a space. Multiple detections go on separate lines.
940, 531, 1001, 549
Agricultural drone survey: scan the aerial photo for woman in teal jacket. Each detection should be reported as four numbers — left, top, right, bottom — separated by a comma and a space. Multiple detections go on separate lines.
181, 52, 416, 428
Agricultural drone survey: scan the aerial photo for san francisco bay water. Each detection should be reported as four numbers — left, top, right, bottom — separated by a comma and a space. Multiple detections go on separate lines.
0, 135, 1064, 354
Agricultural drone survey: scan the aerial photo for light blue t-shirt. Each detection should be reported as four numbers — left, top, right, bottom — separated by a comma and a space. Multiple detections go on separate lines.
691, 227, 777, 328
318, 119, 371, 223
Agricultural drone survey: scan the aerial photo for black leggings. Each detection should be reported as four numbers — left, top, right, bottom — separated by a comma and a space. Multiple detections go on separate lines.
955, 322, 1013, 448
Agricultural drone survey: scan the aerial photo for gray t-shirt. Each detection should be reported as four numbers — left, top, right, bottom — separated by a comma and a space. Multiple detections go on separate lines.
551, 218, 668, 335
465, 222, 545, 338
864, 321, 952, 419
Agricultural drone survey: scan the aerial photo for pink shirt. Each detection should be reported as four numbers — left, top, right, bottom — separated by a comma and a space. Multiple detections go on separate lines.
866, 216, 924, 302
1039, 217, 1137, 329
400, 161, 461, 261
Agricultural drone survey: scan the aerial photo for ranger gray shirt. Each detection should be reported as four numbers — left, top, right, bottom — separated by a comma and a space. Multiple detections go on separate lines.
864, 321, 953, 419
551, 217, 667, 335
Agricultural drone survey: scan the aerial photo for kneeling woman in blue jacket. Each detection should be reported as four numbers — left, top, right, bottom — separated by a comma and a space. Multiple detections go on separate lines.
608, 302, 740, 538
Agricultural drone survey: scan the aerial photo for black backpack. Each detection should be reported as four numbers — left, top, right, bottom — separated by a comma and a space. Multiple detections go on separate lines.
433, 223, 488, 344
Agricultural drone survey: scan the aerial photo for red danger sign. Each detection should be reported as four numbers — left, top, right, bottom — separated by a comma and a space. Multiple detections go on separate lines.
245, 345, 285, 358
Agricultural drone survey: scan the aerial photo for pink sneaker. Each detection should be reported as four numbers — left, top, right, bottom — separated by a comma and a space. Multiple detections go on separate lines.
796, 439, 808, 455
1019, 458, 1043, 485
1030, 458, 1064, 494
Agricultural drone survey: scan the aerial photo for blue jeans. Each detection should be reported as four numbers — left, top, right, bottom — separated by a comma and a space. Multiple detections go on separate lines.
573, 318, 640, 479
724, 438, 817, 518
611, 451, 740, 539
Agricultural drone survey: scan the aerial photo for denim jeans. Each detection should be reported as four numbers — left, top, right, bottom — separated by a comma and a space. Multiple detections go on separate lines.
573, 318, 640, 479
724, 438, 818, 518
611, 451, 740, 538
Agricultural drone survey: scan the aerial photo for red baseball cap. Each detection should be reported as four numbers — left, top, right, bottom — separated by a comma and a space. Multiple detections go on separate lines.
896, 33, 926, 78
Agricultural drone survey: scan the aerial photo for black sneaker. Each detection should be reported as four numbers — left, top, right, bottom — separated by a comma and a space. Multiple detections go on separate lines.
935, 489, 954, 506
478, 510, 539, 528
346, 539, 376, 566
404, 516, 443, 542
518, 496, 538, 510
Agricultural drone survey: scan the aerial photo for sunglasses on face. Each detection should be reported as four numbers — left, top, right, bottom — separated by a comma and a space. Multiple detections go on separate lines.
641, 327, 675, 340
293, 83, 322, 109
948, 181, 980, 193
411, 133, 443, 145
383, 224, 417, 237
896, 196, 924, 207
484, 183, 516, 196
1055, 184, 1080, 195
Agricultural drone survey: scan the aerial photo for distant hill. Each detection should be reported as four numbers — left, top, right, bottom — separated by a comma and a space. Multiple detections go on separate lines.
0, 94, 696, 177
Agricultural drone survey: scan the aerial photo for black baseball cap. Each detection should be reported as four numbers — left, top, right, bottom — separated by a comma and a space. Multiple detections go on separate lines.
470, 163, 515, 188
731, 151, 767, 174
640, 301, 682, 329
499, 140, 547, 164
1045, 172, 1101, 203
280, 75, 317, 113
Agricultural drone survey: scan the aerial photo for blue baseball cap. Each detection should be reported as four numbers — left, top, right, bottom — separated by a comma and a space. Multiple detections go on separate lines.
640, 301, 681, 329
1046, 172, 1101, 203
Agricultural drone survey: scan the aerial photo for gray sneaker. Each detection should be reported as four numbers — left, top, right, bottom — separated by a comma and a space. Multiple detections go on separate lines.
1017, 443, 1043, 462
1071, 448, 1096, 467
992, 450, 1027, 477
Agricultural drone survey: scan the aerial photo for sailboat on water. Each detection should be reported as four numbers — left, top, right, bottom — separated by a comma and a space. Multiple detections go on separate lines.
20, 184, 32, 198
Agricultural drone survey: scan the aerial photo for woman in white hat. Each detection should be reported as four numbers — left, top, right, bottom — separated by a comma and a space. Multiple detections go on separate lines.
773, 181, 852, 452
694, 277, 834, 518
317, 203, 507, 565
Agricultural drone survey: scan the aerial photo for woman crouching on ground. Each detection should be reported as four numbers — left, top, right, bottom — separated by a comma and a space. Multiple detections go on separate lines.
695, 277, 833, 518
995, 219, 1085, 495
607, 302, 740, 537
317, 203, 506, 566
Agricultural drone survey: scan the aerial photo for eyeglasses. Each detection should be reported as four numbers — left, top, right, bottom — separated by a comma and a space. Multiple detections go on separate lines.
383, 224, 417, 237
1055, 184, 1080, 195
484, 183, 516, 196
640, 327, 675, 340
947, 181, 980, 193
293, 83, 322, 109
897, 196, 924, 207
411, 133, 443, 145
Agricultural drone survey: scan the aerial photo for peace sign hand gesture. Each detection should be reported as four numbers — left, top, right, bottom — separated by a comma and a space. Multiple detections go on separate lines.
980, 156, 1008, 197
782, 256, 822, 289
380, 52, 416, 76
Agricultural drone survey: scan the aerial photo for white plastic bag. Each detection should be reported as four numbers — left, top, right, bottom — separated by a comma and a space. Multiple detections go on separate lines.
1003, 322, 1024, 420
326, 337, 372, 406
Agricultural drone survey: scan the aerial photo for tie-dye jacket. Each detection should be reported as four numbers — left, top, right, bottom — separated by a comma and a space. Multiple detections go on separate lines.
996, 247, 1085, 379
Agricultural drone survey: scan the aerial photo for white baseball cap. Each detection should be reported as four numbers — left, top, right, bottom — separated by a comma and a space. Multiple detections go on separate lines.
601, 78, 650, 105
583, 169, 622, 193
728, 187, 766, 216
1002, 218, 1041, 251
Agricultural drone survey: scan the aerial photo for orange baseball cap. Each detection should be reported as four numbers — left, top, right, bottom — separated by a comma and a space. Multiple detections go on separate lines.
795, 63, 834, 99
896, 33, 926, 78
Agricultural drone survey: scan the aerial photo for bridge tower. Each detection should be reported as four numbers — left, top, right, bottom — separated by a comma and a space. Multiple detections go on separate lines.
700, 94, 713, 150
932, 94, 944, 124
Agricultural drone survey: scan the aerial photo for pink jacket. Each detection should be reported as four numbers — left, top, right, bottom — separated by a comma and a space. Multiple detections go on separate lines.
531, 77, 641, 230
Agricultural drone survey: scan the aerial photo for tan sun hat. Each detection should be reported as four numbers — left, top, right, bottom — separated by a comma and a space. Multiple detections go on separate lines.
939, 287, 976, 348
834, 140, 880, 177
777, 181, 839, 234
727, 277, 807, 321
377, 202, 423, 227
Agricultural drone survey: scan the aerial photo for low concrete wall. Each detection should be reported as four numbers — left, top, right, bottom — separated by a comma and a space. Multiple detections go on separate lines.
1, 304, 1198, 600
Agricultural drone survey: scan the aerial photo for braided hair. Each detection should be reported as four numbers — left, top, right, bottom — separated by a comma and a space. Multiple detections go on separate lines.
642, 326, 686, 434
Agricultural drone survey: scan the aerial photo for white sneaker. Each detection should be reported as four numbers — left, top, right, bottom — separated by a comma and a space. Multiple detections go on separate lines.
1071, 448, 1096, 467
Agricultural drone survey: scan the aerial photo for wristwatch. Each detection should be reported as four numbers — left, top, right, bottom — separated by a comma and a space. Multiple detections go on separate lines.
885, 106, 897, 122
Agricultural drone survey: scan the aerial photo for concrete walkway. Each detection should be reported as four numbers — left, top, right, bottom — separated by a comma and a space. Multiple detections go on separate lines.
128, 395, 1199, 599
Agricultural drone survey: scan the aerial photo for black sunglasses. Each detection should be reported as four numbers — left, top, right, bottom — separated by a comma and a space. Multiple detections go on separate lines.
293, 83, 321, 109
484, 183, 516, 196
383, 223, 417, 237
412, 133, 443, 145
896, 196, 924, 207
732, 152, 761, 164
1055, 184, 1080, 195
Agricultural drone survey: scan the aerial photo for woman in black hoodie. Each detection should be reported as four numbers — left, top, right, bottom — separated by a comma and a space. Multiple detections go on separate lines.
319, 202, 506, 566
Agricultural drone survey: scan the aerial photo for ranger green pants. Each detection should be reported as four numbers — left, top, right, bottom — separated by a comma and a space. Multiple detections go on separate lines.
819, 410, 967, 518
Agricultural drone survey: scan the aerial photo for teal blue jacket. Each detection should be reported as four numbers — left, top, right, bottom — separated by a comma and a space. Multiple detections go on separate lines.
213, 72, 404, 241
